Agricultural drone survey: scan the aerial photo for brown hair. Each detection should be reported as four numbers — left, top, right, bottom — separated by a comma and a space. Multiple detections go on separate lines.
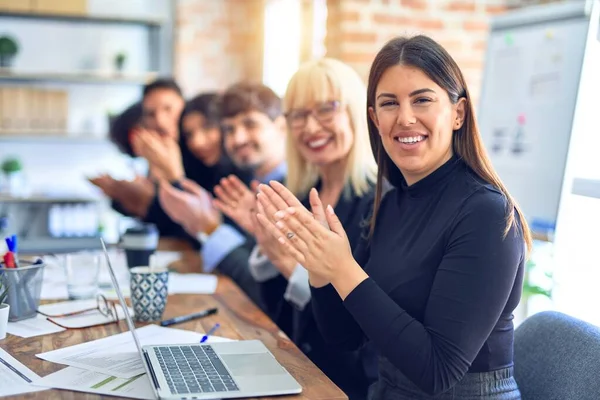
367, 35, 532, 254
218, 82, 282, 121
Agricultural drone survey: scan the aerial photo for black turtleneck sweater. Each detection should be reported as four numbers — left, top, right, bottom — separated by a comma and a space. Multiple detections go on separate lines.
311, 157, 525, 396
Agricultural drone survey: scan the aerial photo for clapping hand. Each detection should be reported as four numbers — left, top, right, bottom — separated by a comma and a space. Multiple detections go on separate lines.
89, 174, 154, 218
158, 178, 221, 236
213, 175, 260, 235
251, 199, 298, 279
256, 181, 368, 296
131, 128, 184, 182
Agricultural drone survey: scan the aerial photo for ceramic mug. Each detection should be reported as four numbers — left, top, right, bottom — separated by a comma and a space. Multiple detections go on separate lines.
129, 266, 169, 322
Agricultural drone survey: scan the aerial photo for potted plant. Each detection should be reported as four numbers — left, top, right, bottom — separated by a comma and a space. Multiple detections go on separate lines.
1, 157, 23, 196
0, 35, 19, 68
0, 278, 9, 340
114, 52, 127, 73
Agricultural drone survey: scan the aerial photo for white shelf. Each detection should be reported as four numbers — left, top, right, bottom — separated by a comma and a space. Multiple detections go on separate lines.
0, 68, 158, 85
0, 11, 163, 27
0, 133, 108, 143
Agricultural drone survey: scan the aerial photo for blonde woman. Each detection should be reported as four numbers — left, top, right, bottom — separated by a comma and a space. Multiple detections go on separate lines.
214, 58, 378, 399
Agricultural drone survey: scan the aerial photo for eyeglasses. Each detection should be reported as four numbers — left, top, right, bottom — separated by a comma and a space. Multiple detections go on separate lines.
285, 101, 341, 130
37, 294, 119, 330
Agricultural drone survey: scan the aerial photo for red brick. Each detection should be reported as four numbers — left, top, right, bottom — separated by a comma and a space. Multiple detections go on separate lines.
472, 40, 487, 51
340, 10, 361, 23
463, 20, 488, 31
372, 13, 411, 25
486, 5, 508, 14
437, 39, 463, 54
401, 0, 428, 10
416, 18, 445, 30
341, 51, 377, 64
459, 59, 484, 70
445, 1, 476, 12
342, 31, 378, 43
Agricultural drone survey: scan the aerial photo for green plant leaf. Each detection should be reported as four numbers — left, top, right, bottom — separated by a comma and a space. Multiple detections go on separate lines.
0, 284, 8, 304
0, 36, 18, 56
522, 282, 552, 299
1, 157, 23, 174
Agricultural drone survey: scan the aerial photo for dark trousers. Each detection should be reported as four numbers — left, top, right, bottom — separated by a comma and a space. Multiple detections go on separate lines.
369, 357, 521, 400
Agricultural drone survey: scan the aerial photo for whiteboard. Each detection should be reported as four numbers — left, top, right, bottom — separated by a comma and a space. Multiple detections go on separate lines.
478, 15, 589, 232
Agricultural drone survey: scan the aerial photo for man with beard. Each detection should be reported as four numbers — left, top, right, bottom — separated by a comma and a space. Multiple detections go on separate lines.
158, 82, 287, 307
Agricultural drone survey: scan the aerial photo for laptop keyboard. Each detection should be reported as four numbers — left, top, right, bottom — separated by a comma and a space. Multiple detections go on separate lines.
154, 345, 240, 395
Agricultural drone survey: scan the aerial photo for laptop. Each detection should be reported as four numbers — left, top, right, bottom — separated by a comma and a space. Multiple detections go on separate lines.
100, 239, 302, 399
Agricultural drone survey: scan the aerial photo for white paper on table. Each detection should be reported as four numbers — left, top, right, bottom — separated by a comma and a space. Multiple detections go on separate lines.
32, 366, 155, 400
168, 273, 218, 294
36, 324, 233, 378
38, 299, 133, 329
0, 347, 48, 396
101, 273, 218, 300
7, 314, 66, 338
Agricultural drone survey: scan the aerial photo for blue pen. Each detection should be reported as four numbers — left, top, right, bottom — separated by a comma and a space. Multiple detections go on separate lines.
5, 235, 19, 268
200, 323, 221, 343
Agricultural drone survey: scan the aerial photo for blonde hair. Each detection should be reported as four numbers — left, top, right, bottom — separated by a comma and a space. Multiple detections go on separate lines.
283, 58, 377, 197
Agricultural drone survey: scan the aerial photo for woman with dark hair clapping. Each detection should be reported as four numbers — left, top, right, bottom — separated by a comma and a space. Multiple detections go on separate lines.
257, 35, 530, 400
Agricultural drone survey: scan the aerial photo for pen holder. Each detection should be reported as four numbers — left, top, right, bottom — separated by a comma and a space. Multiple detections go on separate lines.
0, 260, 45, 322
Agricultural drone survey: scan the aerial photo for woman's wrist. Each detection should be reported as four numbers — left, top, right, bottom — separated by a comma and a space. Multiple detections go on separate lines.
331, 259, 368, 300
274, 258, 297, 280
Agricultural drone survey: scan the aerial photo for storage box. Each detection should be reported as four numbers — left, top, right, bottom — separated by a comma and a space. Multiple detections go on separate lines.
32, 0, 87, 16
0, 0, 33, 13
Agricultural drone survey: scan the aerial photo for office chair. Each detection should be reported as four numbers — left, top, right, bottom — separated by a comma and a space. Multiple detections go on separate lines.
514, 310, 600, 400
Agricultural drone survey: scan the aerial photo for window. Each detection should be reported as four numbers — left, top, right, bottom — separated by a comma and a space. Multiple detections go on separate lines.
262, 0, 302, 97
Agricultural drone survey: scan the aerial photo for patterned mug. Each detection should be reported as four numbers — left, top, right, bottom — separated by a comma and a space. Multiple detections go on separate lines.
129, 266, 169, 322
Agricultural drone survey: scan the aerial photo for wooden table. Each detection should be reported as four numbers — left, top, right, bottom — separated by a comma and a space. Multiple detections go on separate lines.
0, 276, 347, 400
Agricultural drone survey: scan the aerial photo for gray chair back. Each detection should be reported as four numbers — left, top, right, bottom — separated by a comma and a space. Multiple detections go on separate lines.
514, 310, 600, 400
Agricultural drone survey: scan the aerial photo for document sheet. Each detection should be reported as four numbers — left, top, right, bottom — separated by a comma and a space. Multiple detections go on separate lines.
0, 347, 48, 397
36, 324, 232, 378
33, 366, 155, 400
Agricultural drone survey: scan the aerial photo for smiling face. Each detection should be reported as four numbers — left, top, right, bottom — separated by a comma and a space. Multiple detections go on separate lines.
286, 100, 354, 167
369, 64, 465, 185
222, 110, 285, 172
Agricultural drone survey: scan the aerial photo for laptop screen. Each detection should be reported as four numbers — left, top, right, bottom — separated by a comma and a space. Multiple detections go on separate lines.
100, 238, 145, 359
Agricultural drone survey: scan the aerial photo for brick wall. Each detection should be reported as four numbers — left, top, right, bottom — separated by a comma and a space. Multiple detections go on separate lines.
325, 0, 564, 106
174, 0, 264, 97
174, 0, 563, 101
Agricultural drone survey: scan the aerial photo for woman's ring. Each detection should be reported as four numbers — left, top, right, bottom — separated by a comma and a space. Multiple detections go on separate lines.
286, 232, 295, 240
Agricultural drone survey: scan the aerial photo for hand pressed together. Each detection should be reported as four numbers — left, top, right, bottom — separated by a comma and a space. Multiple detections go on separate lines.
213, 175, 260, 235
256, 181, 368, 297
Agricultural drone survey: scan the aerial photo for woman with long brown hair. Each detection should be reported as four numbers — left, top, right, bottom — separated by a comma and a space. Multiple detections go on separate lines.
256, 35, 530, 399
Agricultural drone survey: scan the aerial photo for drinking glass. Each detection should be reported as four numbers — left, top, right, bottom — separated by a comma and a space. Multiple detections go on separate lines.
63, 252, 100, 299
